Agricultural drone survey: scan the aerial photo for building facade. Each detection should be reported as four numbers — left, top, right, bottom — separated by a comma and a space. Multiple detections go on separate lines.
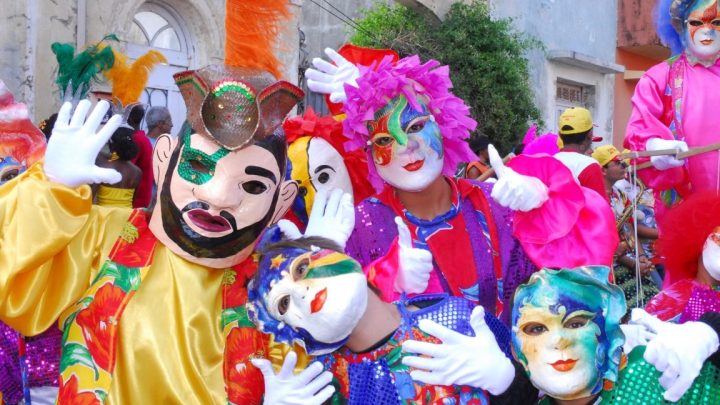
488, 0, 624, 144
0, 0, 301, 134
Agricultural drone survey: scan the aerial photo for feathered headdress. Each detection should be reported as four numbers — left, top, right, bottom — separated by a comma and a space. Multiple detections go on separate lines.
225, 0, 290, 77
655, 0, 693, 55
51, 34, 118, 102
172, 0, 303, 151
342, 55, 477, 193
103, 48, 167, 119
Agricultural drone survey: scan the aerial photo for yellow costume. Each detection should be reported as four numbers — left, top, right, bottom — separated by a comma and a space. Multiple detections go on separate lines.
0, 164, 226, 404
95, 185, 135, 208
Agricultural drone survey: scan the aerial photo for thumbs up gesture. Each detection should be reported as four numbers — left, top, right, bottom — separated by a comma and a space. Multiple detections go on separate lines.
488, 144, 549, 212
394, 217, 434, 294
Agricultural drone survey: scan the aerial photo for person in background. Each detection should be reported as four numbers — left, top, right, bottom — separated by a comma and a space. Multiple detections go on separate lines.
145, 106, 173, 146
593, 145, 659, 309
93, 127, 141, 208
464, 135, 491, 179
553, 107, 607, 201
127, 104, 153, 208
38, 113, 58, 141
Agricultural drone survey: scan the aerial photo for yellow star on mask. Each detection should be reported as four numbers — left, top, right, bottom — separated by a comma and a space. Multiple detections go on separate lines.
270, 254, 286, 269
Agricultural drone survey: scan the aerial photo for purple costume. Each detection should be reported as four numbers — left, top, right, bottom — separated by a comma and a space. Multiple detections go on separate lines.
346, 178, 537, 324
0, 323, 61, 404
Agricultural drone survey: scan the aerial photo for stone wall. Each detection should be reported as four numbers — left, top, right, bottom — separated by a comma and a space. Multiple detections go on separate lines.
0, 0, 300, 122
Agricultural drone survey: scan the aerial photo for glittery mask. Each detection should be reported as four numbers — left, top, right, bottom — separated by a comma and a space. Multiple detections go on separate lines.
248, 244, 368, 355
177, 126, 230, 185
512, 267, 626, 400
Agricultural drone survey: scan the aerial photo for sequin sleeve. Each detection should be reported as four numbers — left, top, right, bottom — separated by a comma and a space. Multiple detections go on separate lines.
0, 163, 130, 336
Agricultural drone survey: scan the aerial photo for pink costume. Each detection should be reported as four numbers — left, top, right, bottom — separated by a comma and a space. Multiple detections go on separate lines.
624, 54, 718, 216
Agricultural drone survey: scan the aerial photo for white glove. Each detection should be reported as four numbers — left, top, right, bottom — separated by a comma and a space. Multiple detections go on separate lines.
44, 100, 123, 187
646, 138, 688, 170
251, 351, 335, 405
401, 306, 514, 395
304, 188, 355, 249
631, 308, 720, 402
306, 48, 360, 103
393, 217, 434, 294
619, 323, 656, 355
488, 144, 549, 212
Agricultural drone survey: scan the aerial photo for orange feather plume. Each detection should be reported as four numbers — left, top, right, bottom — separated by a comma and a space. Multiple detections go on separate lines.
225, 0, 290, 78
104, 48, 167, 106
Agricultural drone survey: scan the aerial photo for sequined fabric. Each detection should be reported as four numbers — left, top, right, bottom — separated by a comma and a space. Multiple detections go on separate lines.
345, 178, 537, 324
0, 322, 61, 404
601, 346, 720, 404
680, 283, 720, 323
318, 294, 511, 404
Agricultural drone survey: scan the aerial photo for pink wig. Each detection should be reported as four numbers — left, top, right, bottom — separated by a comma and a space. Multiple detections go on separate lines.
342, 55, 477, 193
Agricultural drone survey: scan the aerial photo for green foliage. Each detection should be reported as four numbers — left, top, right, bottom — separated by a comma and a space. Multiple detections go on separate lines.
350, 1, 542, 153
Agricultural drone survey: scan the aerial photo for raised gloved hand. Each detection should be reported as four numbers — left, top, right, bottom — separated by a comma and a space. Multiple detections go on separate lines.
278, 188, 355, 249
251, 351, 335, 405
401, 306, 515, 395
306, 48, 360, 103
393, 217, 433, 294
619, 322, 656, 355
646, 138, 688, 170
44, 100, 123, 187
631, 308, 720, 402
488, 144, 549, 212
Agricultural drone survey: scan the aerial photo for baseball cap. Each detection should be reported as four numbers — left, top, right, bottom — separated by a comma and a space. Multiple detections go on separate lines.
558, 107, 595, 135
592, 144, 621, 167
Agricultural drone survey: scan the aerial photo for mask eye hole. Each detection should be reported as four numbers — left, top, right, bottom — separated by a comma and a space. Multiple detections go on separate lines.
293, 258, 310, 281
278, 295, 290, 315
563, 315, 591, 330
522, 322, 548, 336
688, 19, 704, 27
242, 180, 268, 195
1, 168, 20, 182
712, 19, 720, 27
318, 172, 330, 184
190, 159, 210, 174
298, 186, 308, 197
407, 120, 427, 134
373, 135, 394, 148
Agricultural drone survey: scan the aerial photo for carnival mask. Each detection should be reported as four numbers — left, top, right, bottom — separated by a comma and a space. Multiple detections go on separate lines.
149, 127, 297, 269
512, 267, 626, 401
0, 156, 24, 184
685, 0, 720, 63
248, 242, 368, 355
702, 226, 720, 281
369, 95, 444, 192
289, 136, 353, 219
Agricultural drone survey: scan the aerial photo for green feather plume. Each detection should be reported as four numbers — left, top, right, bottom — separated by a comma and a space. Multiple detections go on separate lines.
52, 34, 118, 100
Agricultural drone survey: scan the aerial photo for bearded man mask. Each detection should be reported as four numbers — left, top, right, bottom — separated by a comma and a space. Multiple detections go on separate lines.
150, 65, 303, 268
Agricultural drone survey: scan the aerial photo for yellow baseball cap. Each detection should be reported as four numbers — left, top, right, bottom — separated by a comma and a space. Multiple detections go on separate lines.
592, 144, 621, 167
559, 107, 594, 135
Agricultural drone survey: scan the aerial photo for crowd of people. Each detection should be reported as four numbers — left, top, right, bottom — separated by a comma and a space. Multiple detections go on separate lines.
1, 0, 720, 404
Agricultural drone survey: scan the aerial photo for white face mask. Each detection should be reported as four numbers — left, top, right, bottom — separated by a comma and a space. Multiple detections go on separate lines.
685, 0, 720, 65
702, 230, 720, 281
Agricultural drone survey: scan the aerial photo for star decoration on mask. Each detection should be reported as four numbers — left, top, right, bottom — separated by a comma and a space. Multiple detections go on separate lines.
270, 254, 286, 269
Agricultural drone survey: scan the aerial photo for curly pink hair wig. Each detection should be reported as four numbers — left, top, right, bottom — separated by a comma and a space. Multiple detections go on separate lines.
342, 55, 477, 193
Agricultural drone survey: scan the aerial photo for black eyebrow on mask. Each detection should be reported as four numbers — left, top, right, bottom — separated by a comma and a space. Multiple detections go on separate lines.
246, 166, 277, 185
314, 164, 336, 174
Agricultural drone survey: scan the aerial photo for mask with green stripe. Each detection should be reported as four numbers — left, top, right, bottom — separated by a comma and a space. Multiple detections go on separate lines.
247, 242, 368, 355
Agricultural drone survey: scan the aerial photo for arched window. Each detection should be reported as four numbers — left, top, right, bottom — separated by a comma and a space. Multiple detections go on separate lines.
126, 2, 194, 136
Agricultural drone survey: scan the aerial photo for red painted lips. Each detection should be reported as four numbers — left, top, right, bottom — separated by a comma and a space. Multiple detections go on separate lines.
403, 159, 425, 172
310, 288, 328, 314
187, 209, 232, 232
550, 359, 577, 372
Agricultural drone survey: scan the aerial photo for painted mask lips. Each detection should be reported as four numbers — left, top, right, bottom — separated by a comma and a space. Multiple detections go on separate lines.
186, 209, 232, 233
403, 159, 425, 172
550, 359, 577, 372
310, 288, 328, 314
701, 39, 715, 45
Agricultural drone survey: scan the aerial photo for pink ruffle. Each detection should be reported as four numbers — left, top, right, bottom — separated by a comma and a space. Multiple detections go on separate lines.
509, 154, 618, 268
